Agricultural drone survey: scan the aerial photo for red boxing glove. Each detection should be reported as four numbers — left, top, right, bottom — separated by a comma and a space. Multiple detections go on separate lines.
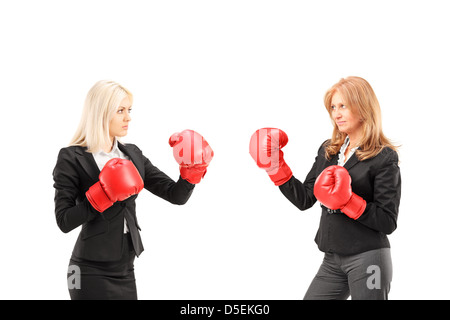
169, 129, 214, 184
249, 127, 293, 186
86, 158, 144, 213
313, 165, 366, 219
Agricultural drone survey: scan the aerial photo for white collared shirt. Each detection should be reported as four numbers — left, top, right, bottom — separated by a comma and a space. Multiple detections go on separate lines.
93, 138, 129, 171
337, 136, 359, 166
92, 139, 130, 233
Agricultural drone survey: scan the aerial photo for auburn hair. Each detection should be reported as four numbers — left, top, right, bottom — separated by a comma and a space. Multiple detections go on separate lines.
323, 76, 398, 161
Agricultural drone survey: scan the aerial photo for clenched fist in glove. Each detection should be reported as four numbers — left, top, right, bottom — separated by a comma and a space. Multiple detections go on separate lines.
86, 158, 144, 213
169, 129, 214, 184
314, 165, 366, 219
249, 127, 293, 186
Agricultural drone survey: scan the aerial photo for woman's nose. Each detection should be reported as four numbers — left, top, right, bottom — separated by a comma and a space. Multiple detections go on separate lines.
333, 109, 341, 119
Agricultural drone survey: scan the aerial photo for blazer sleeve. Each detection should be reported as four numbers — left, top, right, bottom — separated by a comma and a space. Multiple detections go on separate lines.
278, 146, 322, 211
356, 149, 401, 234
140, 152, 195, 205
53, 148, 98, 233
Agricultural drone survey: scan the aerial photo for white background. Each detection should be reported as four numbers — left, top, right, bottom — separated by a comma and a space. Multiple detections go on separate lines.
1, 0, 449, 300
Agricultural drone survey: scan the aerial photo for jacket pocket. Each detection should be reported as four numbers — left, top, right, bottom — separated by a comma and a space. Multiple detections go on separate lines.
81, 219, 109, 240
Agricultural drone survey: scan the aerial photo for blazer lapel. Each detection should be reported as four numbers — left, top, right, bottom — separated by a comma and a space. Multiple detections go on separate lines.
329, 153, 339, 166
118, 142, 145, 178
75, 147, 100, 180
343, 152, 360, 171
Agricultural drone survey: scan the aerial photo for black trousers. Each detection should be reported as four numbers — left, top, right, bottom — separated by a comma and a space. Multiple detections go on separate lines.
67, 233, 137, 300
304, 248, 393, 300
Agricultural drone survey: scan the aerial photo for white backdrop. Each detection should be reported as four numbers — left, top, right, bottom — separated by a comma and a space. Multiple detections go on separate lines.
1, 0, 449, 300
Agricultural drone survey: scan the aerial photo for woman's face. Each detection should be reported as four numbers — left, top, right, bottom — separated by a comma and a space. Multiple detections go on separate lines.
109, 96, 132, 140
331, 91, 362, 138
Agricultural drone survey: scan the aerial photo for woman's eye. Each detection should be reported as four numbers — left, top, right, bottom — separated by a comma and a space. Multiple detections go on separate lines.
341, 105, 346, 109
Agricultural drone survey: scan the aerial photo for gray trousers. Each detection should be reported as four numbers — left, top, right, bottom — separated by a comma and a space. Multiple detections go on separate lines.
304, 248, 392, 300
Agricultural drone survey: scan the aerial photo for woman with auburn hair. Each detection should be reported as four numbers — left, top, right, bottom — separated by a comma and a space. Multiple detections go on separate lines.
53, 80, 213, 299
322, 76, 397, 161
250, 76, 401, 300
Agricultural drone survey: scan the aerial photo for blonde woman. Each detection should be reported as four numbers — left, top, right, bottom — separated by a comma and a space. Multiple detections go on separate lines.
250, 76, 401, 300
53, 80, 213, 300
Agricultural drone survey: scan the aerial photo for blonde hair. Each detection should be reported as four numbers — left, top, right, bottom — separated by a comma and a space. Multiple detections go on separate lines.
323, 76, 398, 161
69, 80, 133, 153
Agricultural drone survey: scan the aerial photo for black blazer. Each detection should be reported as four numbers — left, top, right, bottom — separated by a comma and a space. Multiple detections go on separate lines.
279, 140, 401, 255
53, 142, 195, 262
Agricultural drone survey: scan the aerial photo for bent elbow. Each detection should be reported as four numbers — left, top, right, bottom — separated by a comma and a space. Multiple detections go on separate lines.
173, 197, 190, 205
383, 221, 397, 235
170, 189, 194, 205
57, 221, 72, 234
55, 213, 75, 234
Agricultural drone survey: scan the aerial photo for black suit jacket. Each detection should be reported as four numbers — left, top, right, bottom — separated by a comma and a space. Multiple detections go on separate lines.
53, 142, 195, 262
279, 140, 401, 255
